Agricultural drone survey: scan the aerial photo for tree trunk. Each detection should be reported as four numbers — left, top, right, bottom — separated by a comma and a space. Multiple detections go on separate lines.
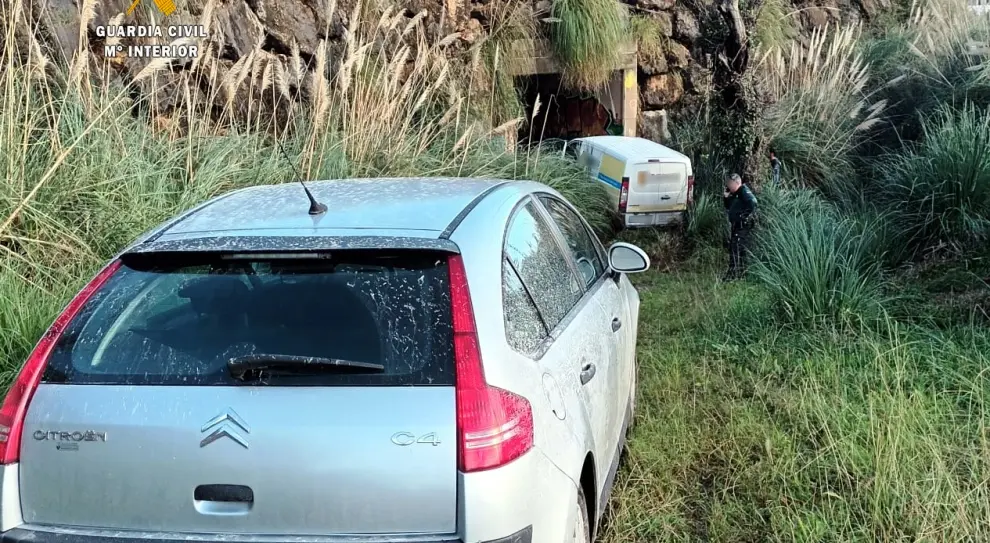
713, 0, 765, 184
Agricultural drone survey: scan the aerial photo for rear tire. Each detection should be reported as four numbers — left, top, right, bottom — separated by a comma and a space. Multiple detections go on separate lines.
574, 486, 591, 543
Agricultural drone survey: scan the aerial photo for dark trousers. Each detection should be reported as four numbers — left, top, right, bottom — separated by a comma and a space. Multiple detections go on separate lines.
727, 223, 751, 278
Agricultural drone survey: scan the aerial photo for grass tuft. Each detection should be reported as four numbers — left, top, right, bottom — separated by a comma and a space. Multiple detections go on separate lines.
630, 14, 667, 69
878, 103, 990, 255
547, 0, 627, 90
751, 0, 795, 53
685, 192, 727, 247
749, 187, 890, 326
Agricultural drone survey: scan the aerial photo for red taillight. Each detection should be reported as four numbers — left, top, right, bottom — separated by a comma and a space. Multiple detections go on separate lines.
619, 177, 630, 213
687, 175, 695, 206
448, 255, 533, 473
0, 260, 121, 464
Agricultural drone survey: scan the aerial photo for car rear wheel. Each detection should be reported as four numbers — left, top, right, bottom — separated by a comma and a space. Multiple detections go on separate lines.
574, 486, 591, 543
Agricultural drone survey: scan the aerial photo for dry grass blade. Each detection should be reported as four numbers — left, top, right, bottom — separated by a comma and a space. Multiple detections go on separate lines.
402, 10, 428, 38
490, 117, 521, 136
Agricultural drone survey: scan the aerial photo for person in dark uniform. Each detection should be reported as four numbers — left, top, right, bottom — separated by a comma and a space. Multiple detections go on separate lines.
723, 173, 758, 281
769, 150, 781, 186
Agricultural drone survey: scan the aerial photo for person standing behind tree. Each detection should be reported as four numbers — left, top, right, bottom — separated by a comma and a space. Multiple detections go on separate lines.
723, 173, 758, 281
769, 150, 781, 186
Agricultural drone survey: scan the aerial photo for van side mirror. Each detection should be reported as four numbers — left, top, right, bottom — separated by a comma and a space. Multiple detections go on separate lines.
607, 242, 650, 274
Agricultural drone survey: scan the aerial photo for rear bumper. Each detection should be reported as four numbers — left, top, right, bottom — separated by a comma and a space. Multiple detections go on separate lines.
0, 527, 533, 543
460, 449, 577, 543
0, 527, 530, 543
622, 211, 685, 228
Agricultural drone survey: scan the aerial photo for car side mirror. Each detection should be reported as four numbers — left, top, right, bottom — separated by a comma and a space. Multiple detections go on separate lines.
607, 242, 651, 275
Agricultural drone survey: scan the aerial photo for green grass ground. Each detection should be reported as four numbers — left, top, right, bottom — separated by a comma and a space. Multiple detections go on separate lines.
600, 243, 990, 542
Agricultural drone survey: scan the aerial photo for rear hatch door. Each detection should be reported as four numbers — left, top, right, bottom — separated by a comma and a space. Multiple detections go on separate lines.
628, 161, 688, 213
19, 250, 458, 536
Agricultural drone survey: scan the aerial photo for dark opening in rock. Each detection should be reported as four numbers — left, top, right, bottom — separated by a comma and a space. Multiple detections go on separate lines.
516, 73, 617, 145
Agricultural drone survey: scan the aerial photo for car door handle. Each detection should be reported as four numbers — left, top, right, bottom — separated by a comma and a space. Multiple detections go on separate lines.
580, 362, 597, 385
611, 317, 622, 332
661, 195, 671, 200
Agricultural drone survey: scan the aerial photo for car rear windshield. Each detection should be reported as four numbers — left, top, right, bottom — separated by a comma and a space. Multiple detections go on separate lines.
42, 251, 455, 386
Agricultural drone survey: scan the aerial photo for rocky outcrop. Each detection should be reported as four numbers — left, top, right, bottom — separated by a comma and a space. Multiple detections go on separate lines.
26, 0, 887, 140
34, 0, 473, 63
643, 73, 683, 108
26, 0, 491, 122
639, 109, 670, 143
625, 0, 881, 146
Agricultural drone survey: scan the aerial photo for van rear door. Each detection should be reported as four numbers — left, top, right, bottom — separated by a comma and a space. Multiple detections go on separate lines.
626, 161, 688, 213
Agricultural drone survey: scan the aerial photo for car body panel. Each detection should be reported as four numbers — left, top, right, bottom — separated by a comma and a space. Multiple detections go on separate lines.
559, 280, 615, 496
448, 183, 627, 525
458, 449, 577, 543
1, 527, 461, 543
0, 466, 21, 533
20, 385, 457, 535
445, 185, 592, 487
627, 161, 691, 212
3, 177, 643, 543
592, 278, 629, 460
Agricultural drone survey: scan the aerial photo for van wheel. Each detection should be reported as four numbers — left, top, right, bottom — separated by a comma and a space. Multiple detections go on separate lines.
573, 486, 591, 543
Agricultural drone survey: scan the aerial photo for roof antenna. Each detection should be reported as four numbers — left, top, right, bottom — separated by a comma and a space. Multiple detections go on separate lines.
276, 139, 327, 215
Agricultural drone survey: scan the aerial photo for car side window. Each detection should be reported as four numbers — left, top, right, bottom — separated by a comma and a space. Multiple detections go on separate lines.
540, 196, 605, 287
504, 201, 584, 333
502, 259, 549, 353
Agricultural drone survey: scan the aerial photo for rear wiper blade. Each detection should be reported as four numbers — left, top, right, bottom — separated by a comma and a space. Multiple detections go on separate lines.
227, 354, 385, 380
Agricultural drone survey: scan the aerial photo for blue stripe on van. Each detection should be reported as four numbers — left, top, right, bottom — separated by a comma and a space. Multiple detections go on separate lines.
596, 172, 622, 189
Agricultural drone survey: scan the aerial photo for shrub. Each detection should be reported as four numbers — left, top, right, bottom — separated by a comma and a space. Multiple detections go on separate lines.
878, 103, 990, 255
750, 189, 889, 326
757, 26, 885, 196
668, 111, 735, 197
471, 0, 534, 127
861, 0, 990, 149
846, 204, 916, 268
751, 0, 796, 53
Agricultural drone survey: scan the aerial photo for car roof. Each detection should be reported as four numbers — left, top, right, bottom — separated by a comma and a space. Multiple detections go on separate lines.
166, 177, 504, 235
121, 177, 536, 255
577, 136, 690, 163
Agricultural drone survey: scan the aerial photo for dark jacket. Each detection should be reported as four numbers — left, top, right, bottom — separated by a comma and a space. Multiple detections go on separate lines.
724, 184, 758, 228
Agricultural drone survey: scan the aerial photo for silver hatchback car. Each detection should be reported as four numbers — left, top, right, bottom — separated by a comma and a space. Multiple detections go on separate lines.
0, 178, 649, 543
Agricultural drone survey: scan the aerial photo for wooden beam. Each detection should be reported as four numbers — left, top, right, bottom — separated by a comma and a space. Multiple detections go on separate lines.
506, 39, 637, 77
622, 68, 638, 137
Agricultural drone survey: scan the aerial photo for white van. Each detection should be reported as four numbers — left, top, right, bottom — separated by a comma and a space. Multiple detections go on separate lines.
564, 136, 694, 229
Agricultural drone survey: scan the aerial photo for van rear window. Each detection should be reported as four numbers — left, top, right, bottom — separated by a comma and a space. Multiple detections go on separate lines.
42, 251, 454, 386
